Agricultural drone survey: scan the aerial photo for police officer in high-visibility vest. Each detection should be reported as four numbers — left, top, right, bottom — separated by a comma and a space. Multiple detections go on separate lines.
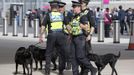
79, 0, 95, 54
70, 1, 97, 75
39, 1, 70, 75
58, 1, 73, 70
78, 0, 96, 75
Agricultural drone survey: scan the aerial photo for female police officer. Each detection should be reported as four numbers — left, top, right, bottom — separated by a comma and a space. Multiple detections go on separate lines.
70, 1, 97, 75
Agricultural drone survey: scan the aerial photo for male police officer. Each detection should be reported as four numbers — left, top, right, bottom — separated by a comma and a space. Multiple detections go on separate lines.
39, 1, 69, 75
79, 0, 95, 54
70, 1, 97, 75
78, 0, 96, 75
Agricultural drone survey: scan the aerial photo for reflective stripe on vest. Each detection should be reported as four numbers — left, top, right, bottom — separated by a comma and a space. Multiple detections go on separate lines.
71, 16, 82, 35
49, 12, 63, 30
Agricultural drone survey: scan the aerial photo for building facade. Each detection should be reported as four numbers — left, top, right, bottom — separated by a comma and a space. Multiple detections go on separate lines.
0, 0, 134, 19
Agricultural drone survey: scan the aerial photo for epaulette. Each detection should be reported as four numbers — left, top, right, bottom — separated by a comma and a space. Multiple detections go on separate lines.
80, 9, 89, 16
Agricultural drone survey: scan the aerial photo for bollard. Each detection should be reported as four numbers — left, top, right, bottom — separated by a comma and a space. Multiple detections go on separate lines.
98, 19, 104, 42
23, 17, 28, 37
3, 18, 8, 36
130, 20, 134, 36
13, 17, 18, 36
34, 19, 39, 38
113, 20, 120, 43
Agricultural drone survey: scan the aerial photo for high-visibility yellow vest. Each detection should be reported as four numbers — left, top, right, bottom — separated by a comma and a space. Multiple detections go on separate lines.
80, 9, 90, 33
49, 12, 63, 30
71, 16, 82, 35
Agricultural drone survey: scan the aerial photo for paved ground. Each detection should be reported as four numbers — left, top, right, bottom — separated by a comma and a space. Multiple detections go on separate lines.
0, 26, 134, 75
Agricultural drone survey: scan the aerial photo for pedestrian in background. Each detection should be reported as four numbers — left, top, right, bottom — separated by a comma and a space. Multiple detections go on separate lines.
104, 8, 112, 38
118, 5, 127, 35
95, 7, 101, 34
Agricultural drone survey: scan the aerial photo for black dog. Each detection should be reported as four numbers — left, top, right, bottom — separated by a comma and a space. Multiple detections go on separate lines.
28, 45, 58, 70
86, 51, 121, 75
15, 47, 33, 75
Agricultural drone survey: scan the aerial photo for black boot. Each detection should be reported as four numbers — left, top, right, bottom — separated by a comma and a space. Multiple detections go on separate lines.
90, 67, 97, 75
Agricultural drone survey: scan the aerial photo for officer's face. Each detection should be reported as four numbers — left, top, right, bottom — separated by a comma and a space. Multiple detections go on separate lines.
59, 6, 65, 13
72, 6, 81, 14
81, 2, 86, 8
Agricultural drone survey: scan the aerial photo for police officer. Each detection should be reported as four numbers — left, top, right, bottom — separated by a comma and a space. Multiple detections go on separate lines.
79, 0, 95, 54
70, 1, 97, 75
58, 1, 73, 70
78, 0, 96, 75
39, 1, 69, 75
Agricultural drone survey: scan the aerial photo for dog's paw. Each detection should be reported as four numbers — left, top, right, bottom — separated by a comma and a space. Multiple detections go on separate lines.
13, 72, 17, 74
98, 73, 101, 75
34, 68, 38, 71
23, 72, 26, 75
39, 68, 43, 70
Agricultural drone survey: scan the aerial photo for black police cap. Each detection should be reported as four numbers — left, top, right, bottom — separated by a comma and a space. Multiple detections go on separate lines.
79, 0, 90, 3
72, 1, 81, 7
59, 1, 66, 7
49, 1, 59, 6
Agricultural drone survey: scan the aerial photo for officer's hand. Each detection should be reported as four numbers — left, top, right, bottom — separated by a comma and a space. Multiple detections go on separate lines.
66, 25, 72, 31
39, 37, 43, 43
86, 34, 92, 41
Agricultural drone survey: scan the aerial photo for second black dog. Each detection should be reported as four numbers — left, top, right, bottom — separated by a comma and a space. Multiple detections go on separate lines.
86, 51, 121, 75
28, 45, 58, 70
15, 47, 33, 75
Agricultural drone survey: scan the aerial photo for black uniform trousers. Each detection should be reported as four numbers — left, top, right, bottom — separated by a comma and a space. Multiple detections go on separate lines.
85, 40, 92, 54
71, 34, 95, 75
120, 20, 127, 35
58, 33, 72, 72
45, 31, 69, 74
62, 33, 72, 70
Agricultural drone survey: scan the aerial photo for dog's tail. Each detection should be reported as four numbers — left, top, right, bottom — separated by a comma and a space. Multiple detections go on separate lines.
117, 51, 121, 58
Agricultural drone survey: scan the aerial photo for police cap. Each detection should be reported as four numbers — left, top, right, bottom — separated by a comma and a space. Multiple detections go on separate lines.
49, 1, 59, 6
79, 0, 90, 4
59, 1, 66, 7
72, 1, 81, 7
